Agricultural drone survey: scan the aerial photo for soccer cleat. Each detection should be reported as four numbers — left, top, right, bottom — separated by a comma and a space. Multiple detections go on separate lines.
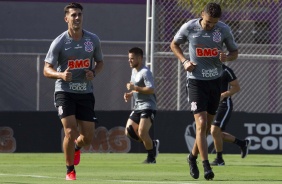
204, 169, 214, 180
153, 139, 160, 158
74, 150, 81, 166
241, 138, 251, 158
66, 170, 76, 180
187, 155, 199, 179
210, 158, 225, 166
143, 156, 156, 164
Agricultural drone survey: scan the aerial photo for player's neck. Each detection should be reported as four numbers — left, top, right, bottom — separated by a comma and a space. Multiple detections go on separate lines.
68, 29, 83, 41
135, 63, 143, 71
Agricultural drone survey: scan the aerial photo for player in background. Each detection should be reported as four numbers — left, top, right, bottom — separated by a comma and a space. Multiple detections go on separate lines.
170, 2, 238, 180
210, 64, 250, 166
124, 47, 160, 164
43, 2, 103, 180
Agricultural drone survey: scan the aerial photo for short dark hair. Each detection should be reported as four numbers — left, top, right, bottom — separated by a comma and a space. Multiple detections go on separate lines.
203, 3, 222, 18
129, 47, 143, 58
64, 2, 83, 15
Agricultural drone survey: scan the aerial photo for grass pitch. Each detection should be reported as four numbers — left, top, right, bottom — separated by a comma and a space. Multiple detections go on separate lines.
0, 153, 281, 184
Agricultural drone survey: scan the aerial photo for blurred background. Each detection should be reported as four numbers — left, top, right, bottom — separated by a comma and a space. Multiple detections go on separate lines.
0, 0, 282, 153
1, 0, 282, 113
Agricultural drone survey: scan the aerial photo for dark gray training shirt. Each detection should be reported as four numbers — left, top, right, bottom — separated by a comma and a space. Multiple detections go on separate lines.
45, 30, 103, 93
131, 65, 157, 110
173, 18, 238, 80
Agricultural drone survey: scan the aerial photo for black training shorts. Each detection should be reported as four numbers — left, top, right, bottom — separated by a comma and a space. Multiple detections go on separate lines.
213, 101, 233, 130
129, 109, 156, 124
187, 77, 221, 115
54, 91, 97, 123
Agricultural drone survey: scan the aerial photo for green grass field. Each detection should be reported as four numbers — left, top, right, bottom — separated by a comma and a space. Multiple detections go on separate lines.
0, 153, 281, 184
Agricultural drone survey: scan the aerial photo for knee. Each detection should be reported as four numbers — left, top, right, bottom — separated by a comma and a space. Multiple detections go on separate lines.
64, 128, 77, 141
211, 126, 221, 137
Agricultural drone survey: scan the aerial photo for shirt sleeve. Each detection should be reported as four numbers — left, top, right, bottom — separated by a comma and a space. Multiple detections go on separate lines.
143, 69, 155, 88
224, 26, 238, 52
173, 22, 190, 45
92, 35, 104, 62
44, 39, 61, 66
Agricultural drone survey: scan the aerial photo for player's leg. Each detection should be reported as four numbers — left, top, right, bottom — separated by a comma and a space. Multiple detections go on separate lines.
55, 92, 78, 180
222, 132, 250, 158
74, 93, 96, 166
76, 120, 95, 148
194, 112, 209, 161
210, 125, 225, 165
61, 115, 79, 180
125, 111, 142, 142
202, 77, 221, 179
210, 105, 229, 166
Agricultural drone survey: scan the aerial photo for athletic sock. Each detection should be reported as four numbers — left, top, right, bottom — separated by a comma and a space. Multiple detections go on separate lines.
66, 165, 75, 174
75, 144, 81, 151
189, 153, 197, 161
233, 138, 245, 148
147, 149, 154, 158
202, 160, 211, 170
216, 151, 223, 159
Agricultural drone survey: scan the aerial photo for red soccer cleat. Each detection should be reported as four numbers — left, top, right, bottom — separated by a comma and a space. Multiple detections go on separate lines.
66, 170, 76, 180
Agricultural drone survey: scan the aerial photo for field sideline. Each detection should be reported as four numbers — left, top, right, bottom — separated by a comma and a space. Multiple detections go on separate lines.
0, 153, 281, 184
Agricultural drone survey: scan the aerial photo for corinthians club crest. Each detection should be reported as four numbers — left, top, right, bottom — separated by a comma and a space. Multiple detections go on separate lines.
84, 41, 93, 52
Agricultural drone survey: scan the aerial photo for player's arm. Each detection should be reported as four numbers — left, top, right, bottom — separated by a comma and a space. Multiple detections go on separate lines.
226, 50, 238, 61
220, 79, 240, 100
126, 82, 154, 94
124, 91, 133, 102
220, 50, 238, 62
93, 60, 104, 76
170, 40, 186, 63
170, 40, 196, 72
43, 62, 72, 81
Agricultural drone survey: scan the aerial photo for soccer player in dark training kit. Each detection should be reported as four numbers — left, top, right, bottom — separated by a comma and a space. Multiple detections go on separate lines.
43, 2, 104, 180
170, 2, 238, 180
210, 64, 250, 166
124, 47, 160, 164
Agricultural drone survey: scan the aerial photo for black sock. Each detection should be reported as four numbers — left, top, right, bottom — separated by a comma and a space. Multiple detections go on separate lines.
75, 144, 81, 151
202, 160, 211, 169
147, 149, 154, 158
233, 138, 245, 147
66, 165, 75, 174
216, 151, 223, 159
189, 153, 197, 161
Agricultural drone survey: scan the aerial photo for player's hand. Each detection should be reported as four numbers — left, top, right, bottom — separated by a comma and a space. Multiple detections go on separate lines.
62, 67, 72, 81
85, 69, 95, 81
219, 50, 227, 62
183, 61, 197, 72
126, 82, 135, 91
124, 92, 132, 102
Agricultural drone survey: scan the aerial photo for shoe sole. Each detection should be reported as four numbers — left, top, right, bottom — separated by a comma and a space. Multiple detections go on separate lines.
210, 163, 225, 166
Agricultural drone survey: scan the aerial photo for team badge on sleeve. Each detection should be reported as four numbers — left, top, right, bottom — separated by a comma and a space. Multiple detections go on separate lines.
84, 41, 93, 52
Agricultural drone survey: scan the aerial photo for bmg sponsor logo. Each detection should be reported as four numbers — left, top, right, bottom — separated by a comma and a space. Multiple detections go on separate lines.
61, 126, 131, 153
245, 123, 282, 151
0, 127, 16, 153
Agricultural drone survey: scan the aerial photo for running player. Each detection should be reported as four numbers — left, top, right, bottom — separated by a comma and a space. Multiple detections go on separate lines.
170, 2, 238, 180
210, 64, 250, 166
124, 47, 160, 164
43, 2, 103, 180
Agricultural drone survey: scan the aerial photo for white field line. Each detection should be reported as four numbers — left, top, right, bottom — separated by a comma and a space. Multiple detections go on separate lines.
0, 173, 195, 184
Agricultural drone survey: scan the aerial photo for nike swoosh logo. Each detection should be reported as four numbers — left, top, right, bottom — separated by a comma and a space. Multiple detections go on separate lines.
65, 47, 71, 50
